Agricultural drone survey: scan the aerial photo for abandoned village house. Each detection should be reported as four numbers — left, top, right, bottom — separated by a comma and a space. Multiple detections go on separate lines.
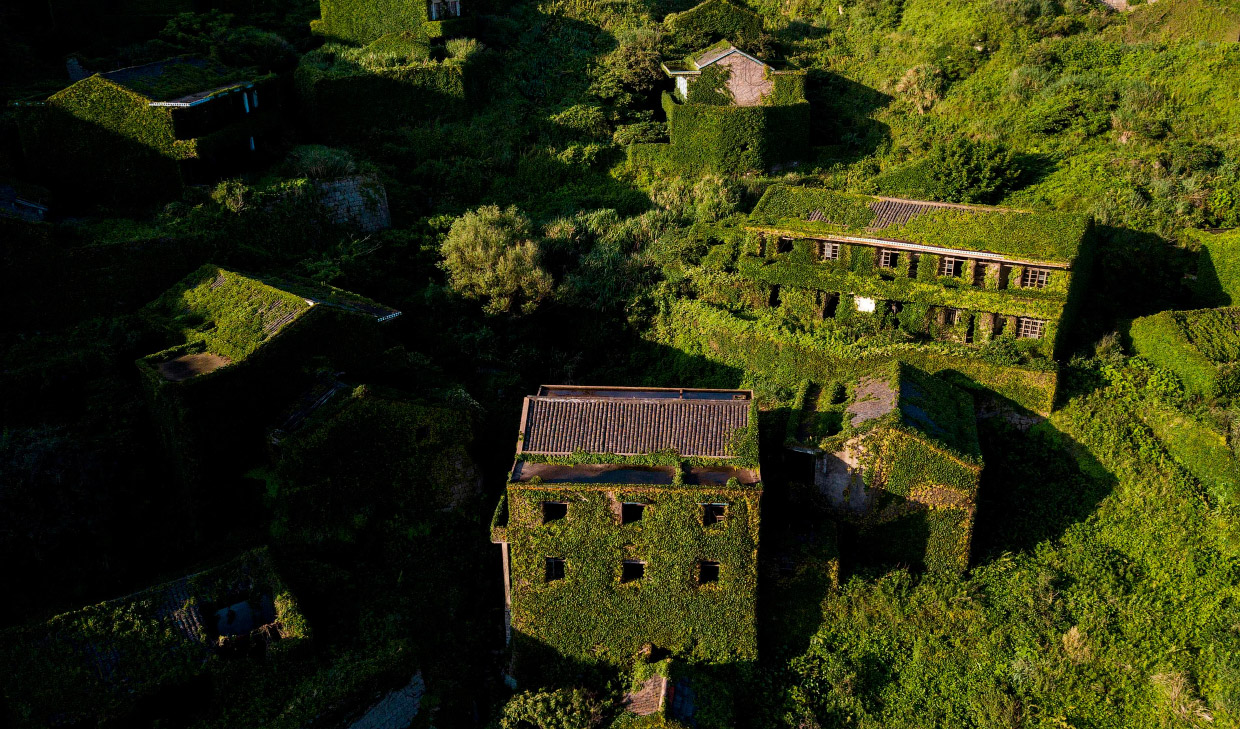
491, 385, 763, 670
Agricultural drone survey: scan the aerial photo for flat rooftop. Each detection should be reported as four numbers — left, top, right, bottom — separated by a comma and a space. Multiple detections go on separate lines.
520, 385, 753, 458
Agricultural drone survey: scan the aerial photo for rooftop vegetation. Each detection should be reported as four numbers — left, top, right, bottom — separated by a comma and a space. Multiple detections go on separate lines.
141, 264, 313, 365
749, 185, 1093, 265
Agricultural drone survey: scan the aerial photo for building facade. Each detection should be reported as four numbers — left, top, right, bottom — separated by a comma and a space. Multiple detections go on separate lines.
743, 185, 1095, 359
491, 386, 762, 670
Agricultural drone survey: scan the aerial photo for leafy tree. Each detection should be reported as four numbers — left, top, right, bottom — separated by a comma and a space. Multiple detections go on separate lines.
494, 688, 605, 729
441, 205, 554, 315
925, 138, 1022, 204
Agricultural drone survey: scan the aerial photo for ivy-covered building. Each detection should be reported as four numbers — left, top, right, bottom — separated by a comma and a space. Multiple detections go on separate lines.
0, 547, 309, 728
15, 57, 275, 205
296, 31, 487, 139
138, 265, 401, 489
629, 40, 807, 174
491, 386, 762, 672
743, 185, 1095, 359
787, 363, 982, 574
311, 0, 473, 44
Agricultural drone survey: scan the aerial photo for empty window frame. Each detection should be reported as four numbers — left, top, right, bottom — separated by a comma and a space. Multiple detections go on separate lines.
541, 501, 568, 524
701, 503, 727, 526
621, 502, 646, 524
621, 560, 646, 583
878, 249, 899, 269
698, 560, 720, 584
972, 261, 988, 286
776, 237, 794, 254
819, 241, 840, 261
1022, 268, 1051, 288
1016, 317, 1046, 339
938, 256, 962, 277
944, 308, 960, 326
545, 557, 565, 581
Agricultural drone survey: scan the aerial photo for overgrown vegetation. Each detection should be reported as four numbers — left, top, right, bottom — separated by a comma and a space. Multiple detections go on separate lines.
3, 0, 1240, 725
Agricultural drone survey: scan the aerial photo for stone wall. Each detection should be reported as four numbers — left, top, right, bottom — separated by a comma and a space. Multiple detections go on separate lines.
316, 175, 391, 233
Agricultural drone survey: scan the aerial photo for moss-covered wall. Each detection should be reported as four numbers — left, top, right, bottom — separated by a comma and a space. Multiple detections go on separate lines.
659, 298, 1059, 414
506, 482, 760, 669
627, 90, 808, 175
1129, 307, 1240, 398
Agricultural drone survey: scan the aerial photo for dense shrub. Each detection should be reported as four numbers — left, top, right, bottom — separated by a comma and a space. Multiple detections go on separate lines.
924, 138, 1023, 204
441, 205, 554, 315
495, 688, 605, 729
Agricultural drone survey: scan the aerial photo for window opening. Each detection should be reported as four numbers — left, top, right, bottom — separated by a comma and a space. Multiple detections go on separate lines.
1016, 318, 1046, 339
972, 262, 987, 286
820, 241, 840, 261
938, 256, 961, 277
621, 503, 645, 524
878, 250, 899, 269
776, 237, 793, 254
698, 561, 720, 584
621, 560, 646, 583
701, 503, 726, 526
1022, 268, 1050, 288
545, 557, 565, 581
542, 501, 568, 523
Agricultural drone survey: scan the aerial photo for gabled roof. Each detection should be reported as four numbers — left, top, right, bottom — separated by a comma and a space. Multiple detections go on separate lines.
845, 363, 981, 462
519, 386, 752, 458
749, 185, 1092, 267
664, 41, 769, 75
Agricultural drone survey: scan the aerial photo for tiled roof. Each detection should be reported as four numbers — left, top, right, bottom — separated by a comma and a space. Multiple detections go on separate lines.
809, 198, 978, 230
521, 390, 751, 458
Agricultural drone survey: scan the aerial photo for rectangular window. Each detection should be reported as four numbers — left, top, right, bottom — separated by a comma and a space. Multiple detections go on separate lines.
1022, 268, 1050, 288
621, 560, 646, 583
1016, 317, 1046, 339
776, 237, 793, 254
944, 308, 960, 326
938, 256, 961, 277
820, 242, 840, 261
698, 560, 720, 584
545, 557, 565, 581
621, 503, 645, 524
701, 503, 726, 526
878, 250, 899, 269
541, 501, 567, 524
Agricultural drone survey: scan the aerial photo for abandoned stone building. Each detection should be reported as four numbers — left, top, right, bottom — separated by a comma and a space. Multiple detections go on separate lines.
491, 386, 762, 671
663, 43, 777, 106
0, 548, 309, 728
786, 362, 983, 573
15, 57, 275, 203
635, 37, 808, 173
137, 266, 401, 490
744, 186, 1095, 358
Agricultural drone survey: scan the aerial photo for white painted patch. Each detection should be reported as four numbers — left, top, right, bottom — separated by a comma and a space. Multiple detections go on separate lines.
676, 76, 688, 99
855, 296, 876, 313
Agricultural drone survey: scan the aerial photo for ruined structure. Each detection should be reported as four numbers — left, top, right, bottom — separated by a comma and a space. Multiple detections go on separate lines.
137, 265, 401, 490
0, 548, 309, 728
787, 363, 982, 573
491, 386, 762, 673
744, 185, 1095, 359
634, 40, 808, 174
15, 57, 275, 204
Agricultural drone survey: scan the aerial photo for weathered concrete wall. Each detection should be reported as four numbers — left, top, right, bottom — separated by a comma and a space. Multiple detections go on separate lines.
317, 175, 391, 233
